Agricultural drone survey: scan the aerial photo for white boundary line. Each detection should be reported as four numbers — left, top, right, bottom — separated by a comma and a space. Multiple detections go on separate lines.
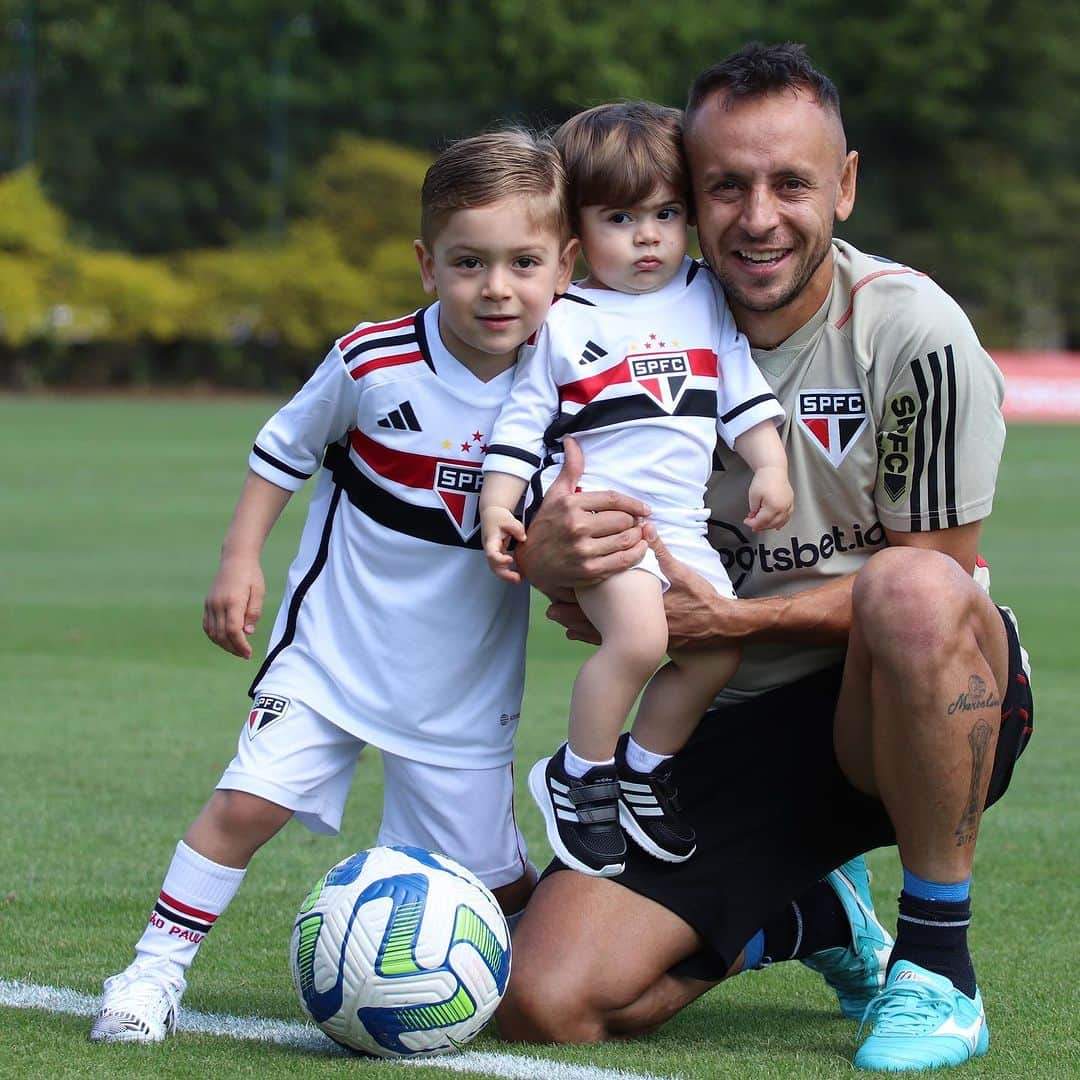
0, 979, 675, 1080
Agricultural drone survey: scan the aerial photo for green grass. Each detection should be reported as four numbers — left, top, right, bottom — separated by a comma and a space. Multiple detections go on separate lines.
1, 396, 1078, 1078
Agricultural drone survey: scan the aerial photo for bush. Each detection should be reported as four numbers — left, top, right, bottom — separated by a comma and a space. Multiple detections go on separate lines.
0, 139, 433, 385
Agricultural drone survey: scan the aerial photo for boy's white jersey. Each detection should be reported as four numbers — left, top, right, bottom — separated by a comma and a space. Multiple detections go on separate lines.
484, 258, 783, 535
247, 303, 529, 769
706, 240, 1007, 699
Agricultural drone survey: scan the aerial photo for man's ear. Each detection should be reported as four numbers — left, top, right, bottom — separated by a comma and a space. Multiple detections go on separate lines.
556, 238, 580, 293
414, 239, 437, 294
835, 150, 859, 223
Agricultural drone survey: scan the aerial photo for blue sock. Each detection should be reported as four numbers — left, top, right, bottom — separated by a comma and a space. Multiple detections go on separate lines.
891, 867, 975, 998
902, 868, 971, 903
742, 929, 765, 971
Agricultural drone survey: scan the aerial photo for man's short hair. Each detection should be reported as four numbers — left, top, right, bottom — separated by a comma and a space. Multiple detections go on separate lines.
420, 129, 570, 247
554, 101, 687, 228
687, 42, 842, 126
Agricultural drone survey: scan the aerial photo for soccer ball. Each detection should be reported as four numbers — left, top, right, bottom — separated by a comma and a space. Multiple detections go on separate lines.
290, 844, 511, 1057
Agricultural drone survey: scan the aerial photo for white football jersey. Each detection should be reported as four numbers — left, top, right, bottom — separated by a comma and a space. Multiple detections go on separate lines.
707, 240, 1007, 699
247, 304, 529, 768
484, 258, 784, 545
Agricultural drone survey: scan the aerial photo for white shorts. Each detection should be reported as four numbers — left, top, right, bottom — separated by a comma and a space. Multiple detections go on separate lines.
630, 523, 736, 599
216, 695, 529, 890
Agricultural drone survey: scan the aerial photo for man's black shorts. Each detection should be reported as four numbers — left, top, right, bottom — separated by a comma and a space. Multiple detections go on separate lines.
547, 604, 1033, 979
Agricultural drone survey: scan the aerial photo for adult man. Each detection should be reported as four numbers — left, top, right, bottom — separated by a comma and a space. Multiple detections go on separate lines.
497, 42, 1032, 1073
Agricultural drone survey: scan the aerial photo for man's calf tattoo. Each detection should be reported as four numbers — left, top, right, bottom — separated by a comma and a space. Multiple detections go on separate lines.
954, 717, 994, 847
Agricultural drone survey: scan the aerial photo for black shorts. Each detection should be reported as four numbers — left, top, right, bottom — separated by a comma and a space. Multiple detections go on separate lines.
547, 605, 1033, 979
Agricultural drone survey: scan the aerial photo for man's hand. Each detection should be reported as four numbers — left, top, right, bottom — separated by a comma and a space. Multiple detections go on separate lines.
514, 436, 650, 595
648, 525, 747, 650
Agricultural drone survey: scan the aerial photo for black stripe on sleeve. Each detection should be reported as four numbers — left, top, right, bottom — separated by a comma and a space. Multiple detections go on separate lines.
252, 444, 311, 481
925, 350, 944, 529
485, 444, 542, 468
910, 359, 930, 531
720, 393, 780, 426
943, 344, 959, 527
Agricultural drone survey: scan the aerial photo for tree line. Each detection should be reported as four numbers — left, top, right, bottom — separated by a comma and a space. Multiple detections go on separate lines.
1, 0, 1078, 352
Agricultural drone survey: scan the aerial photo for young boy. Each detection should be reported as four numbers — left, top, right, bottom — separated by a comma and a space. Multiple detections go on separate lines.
90, 130, 578, 1044
480, 102, 792, 878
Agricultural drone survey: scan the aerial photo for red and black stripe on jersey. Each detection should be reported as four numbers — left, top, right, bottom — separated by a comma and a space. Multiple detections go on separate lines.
324, 435, 484, 551
909, 345, 959, 531
542, 347, 719, 444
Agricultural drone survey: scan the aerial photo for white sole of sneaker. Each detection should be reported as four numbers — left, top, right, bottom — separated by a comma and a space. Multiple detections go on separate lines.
618, 802, 696, 863
528, 758, 625, 878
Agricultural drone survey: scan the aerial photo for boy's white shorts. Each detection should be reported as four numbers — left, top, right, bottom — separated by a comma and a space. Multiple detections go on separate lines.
216, 696, 529, 890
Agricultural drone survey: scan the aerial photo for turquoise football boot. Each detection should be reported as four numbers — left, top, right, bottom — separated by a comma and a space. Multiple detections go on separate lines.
855, 960, 989, 1071
801, 855, 893, 1019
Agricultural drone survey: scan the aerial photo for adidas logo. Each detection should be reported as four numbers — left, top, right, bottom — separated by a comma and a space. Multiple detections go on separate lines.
579, 340, 608, 366
377, 400, 421, 431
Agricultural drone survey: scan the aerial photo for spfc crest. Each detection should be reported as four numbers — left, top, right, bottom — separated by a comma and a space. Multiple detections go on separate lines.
247, 693, 290, 739
628, 351, 692, 411
434, 461, 483, 539
798, 389, 869, 467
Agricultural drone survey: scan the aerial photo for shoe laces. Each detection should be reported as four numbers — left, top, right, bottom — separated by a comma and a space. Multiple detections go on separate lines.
103, 958, 184, 1031
857, 979, 951, 1040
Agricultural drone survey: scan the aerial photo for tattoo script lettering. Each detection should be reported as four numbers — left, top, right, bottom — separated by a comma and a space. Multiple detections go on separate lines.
947, 674, 1001, 715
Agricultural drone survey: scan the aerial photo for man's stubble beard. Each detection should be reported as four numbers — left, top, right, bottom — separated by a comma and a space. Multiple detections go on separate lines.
713, 234, 833, 315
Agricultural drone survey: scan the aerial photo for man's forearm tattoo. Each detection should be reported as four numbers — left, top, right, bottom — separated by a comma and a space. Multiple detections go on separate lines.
954, 717, 994, 847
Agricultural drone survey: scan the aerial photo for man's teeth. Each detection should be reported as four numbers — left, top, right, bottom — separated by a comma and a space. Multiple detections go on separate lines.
739, 250, 785, 263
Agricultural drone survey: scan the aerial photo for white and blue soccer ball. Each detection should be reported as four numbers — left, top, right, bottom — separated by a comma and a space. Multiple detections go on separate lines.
290, 844, 511, 1057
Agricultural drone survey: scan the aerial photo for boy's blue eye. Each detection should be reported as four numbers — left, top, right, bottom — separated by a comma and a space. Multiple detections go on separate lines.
608, 212, 631, 224
657, 207, 680, 221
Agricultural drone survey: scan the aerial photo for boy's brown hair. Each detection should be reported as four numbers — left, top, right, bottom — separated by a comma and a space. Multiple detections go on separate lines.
420, 129, 570, 247
554, 101, 687, 228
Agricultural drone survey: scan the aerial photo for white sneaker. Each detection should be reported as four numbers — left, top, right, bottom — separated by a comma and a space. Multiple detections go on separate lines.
89, 958, 187, 1043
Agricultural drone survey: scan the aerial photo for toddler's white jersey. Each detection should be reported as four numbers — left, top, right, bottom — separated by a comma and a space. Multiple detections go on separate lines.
247, 304, 528, 769
483, 258, 783, 537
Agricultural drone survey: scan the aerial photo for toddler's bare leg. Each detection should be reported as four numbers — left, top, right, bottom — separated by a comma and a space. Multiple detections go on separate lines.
570, 570, 668, 760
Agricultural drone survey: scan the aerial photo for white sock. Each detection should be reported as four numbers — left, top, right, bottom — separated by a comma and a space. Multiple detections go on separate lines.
132, 841, 246, 979
624, 734, 672, 775
563, 742, 615, 779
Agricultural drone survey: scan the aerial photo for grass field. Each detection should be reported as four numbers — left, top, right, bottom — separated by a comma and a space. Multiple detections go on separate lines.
1, 396, 1078, 1079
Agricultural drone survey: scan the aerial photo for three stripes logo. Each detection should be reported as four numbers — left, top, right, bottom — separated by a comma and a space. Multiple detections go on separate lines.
377, 400, 422, 431
579, 340, 608, 366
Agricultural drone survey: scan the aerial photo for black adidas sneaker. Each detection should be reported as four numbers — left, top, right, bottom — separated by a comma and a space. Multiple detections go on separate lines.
616, 733, 696, 862
528, 744, 626, 877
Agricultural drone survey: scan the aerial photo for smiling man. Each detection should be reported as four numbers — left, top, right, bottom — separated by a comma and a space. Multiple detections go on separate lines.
497, 42, 1033, 1073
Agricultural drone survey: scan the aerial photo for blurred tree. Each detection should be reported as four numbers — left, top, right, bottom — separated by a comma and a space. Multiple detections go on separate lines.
0, 0, 1076, 343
